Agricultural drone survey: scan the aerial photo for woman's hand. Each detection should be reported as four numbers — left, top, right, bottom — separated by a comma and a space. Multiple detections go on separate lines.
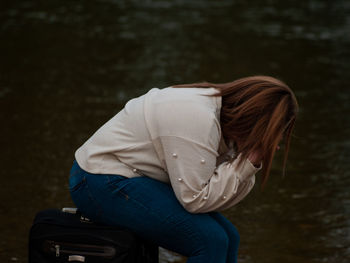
248, 145, 280, 167
248, 150, 263, 167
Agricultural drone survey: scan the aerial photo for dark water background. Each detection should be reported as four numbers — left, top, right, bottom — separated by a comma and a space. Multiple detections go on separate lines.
1, 0, 350, 262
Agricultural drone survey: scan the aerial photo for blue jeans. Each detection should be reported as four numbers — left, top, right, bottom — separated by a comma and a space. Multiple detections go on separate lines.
69, 161, 240, 263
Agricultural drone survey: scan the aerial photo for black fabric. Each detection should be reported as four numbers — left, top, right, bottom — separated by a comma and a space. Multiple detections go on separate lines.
29, 209, 159, 263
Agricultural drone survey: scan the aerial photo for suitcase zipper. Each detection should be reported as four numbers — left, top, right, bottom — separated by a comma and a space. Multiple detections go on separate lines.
55, 244, 60, 257
45, 240, 116, 259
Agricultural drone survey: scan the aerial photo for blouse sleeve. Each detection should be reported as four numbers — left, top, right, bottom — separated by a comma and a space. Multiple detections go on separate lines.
145, 92, 261, 213
159, 135, 261, 213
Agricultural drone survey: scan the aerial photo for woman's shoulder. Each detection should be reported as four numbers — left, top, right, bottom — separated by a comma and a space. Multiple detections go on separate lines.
143, 87, 221, 143
144, 86, 220, 112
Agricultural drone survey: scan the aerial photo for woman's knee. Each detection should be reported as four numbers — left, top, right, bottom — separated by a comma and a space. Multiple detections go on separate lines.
192, 224, 230, 260
210, 213, 240, 247
227, 223, 240, 245
211, 227, 230, 251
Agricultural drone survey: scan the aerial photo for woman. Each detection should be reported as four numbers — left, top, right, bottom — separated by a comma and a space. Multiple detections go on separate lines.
69, 75, 298, 263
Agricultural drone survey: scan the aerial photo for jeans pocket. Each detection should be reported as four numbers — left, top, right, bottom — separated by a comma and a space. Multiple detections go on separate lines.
69, 166, 87, 193
69, 176, 86, 193
106, 174, 127, 186
69, 161, 88, 193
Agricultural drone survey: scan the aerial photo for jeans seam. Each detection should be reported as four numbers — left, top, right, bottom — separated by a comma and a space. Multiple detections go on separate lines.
118, 189, 131, 201
118, 189, 154, 213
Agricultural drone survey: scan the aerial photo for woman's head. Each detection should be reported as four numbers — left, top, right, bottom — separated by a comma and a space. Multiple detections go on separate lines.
174, 76, 298, 187
217, 76, 298, 186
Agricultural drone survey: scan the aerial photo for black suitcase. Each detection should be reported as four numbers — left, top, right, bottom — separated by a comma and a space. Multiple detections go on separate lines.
29, 208, 159, 263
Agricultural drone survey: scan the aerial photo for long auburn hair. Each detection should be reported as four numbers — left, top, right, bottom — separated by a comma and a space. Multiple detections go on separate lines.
173, 76, 298, 187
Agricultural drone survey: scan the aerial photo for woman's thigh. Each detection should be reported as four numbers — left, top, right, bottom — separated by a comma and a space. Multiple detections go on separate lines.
70, 169, 232, 262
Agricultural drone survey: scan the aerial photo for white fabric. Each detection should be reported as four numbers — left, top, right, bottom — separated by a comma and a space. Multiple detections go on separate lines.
75, 87, 261, 213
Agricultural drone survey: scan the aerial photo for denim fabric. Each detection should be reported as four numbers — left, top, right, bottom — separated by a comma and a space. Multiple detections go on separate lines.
69, 161, 240, 263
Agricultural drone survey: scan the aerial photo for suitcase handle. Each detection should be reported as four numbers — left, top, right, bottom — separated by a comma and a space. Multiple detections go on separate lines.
62, 208, 78, 214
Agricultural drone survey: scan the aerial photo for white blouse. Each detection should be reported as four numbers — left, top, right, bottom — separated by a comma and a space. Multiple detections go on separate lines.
75, 87, 261, 213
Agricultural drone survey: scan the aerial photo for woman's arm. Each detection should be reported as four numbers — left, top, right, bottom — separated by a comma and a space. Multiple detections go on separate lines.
159, 136, 261, 213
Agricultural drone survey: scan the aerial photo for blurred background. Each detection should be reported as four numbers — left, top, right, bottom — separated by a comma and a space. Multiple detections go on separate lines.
1, 0, 350, 262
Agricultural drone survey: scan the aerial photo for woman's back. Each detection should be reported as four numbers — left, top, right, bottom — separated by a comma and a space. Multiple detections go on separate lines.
75, 87, 221, 183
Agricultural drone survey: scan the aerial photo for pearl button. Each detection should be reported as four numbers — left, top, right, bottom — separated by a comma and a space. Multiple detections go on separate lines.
172, 153, 178, 158
193, 194, 197, 198
222, 195, 227, 200
178, 178, 183, 182
203, 196, 208, 200
133, 168, 137, 172
200, 159, 205, 164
